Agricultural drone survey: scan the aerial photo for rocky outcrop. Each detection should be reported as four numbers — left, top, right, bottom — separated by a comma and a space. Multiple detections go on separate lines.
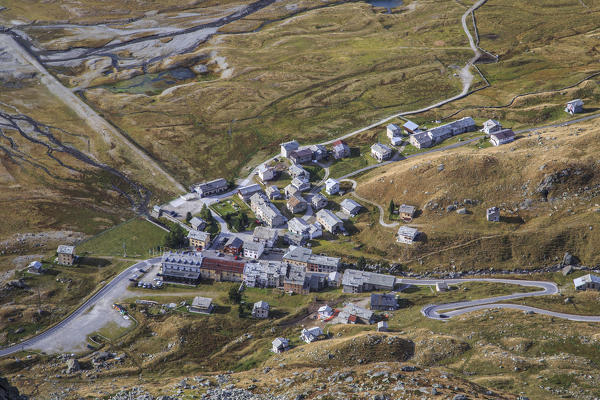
0, 376, 27, 400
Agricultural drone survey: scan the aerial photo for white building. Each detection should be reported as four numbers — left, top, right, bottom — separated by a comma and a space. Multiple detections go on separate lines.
318, 305, 333, 319
397, 226, 419, 244
386, 123, 401, 138
300, 327, 323, 343
482, 119, 502, 134
486, 207, 500, 222
377, 321, 388, 332
325, 178, 340, 195
489, 129, 515, 146
258, 165, 277, 182
370, 143, 393, 162
252, 300, 270, 319
288, 217, 310, 237
574, 274, 600, 291
272, 337, 289, 353
565, 99, 584, 115
340, 198, 362, 217
436, 282, 449, 292
311, 193, 328, 210
316, 209, 344, 234
243, 241, 265, 259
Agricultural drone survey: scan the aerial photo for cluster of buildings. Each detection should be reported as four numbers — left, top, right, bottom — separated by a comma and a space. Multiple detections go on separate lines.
481, 119, 515, 147
409, 117, 477, 149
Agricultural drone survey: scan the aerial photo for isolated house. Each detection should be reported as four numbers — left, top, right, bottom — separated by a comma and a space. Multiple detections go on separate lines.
409, 131, 433, 149
272, 337, 290, 353
258, 165, 277, 182
194, 178, 229, 197
370, 293, 398, 311
325, 178, 340, 195
252, 301, 270, 319
188, 229, 211, 250
280, 140, 299, 158
190, 217, 206, 231
238, 184, 263, 202
27, 261, 44, 274
332, 140, 350, 159
340, 198, 362, 217
189, 296, 214, 314
482, 119, 502, 134
398, 204, 416, 221
396, 226, 419, 244
300, 327, 323, 343
489, 129, 515, 146
316, 209, 344, 234
565, 99, 584, 115
287, 194, 308, 214
243, 241, 265, 259
486, 207, 500, 222
436, 282, 449, 292
574, 274, 600, 291
57, 245, 76, 266
370, 143, 393, 162
311, 193, 328, 210
403, 120, 420, 135
377, 321, 388, 332
386, 123, 402, 138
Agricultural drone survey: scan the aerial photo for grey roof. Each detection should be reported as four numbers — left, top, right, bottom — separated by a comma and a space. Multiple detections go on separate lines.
411, 131, 432, 145
243, 241, 265, 252
490, 128, 515, 141
288, 217, 310, 233
272, 337, 289, 348
253, 300, 270, 310
574, 274, 600, 287
307, 254, 340, 268
371, 293, 398, 308
57, 245, 75, 255
253, 226, 278, 241
403, 120, 419, 131
483, 119, 501, 128
190, 216, 206, 227
251, 194, 286, 224
289, 164, 307, 176
325, 178, 339, 189
567, 99, 584, 106
225, 236, 243, 249
311, 193, 327, 206
238, 184, 263, 197
187, 229, 210, 241
371, 143, 392, 155
342, 269, 396, 289
316, 209, 343, 227
397, 226, 419, 238
398, 204, 416, 214
283, 246, 313, 264
340, 198, 362, 213
291, 177, 309, 189
387, 123, 401, 133
291, 148, 313, 158
162, 252, 203, 267
192, 296, 213, 308
338, 303, 373, 322
281, 140, 299, 151
196, 178, 228, 192
285, 264, 307, 285
266, 185, 281, 196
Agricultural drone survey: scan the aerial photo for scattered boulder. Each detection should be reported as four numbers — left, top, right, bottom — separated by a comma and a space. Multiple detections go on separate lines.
561, 252, 579, 267
446, 205, 457, 212
456, 208, 468, 215
0, 376, 27, 400
6, 280, 28, 289
66, 359, 81, 374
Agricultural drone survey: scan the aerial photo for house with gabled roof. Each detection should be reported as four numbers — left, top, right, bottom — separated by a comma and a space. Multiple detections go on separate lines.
194, 178, 229, 198
316, 209, 344, 234
258, 165, 277, 182
332, 140, 350, 159
565, 99, 584, 115
338, 303, 374, 325
409, 131, 433, 149
403, 120, 420, 135
325, 178, 340, 195
574, 274, 600, 291
252, 300, 270, 319
238, 184, 263, 202
287, 194, 307, 214
252, 226, 279, 247
370, 143, 393, 162
342, 269, 396, 293
188, 229, 211, 250
57, 245, 76, 266
291, 177, 310, 192
482, 119, 502, 134
272, 337, 290, 353
280, 141, 299, 158
370, 293, 398, 311
397, 226, 419, 244
289, 148, 313, 164
300, 327, 323, 343
386, 123, 401, 138
311, 193, 328, 210
266, 185, 282, 200
190, 216, 206, 231
490, 129, 515, 146
340, 198, 362, 217
288, 163, 308, 179
189, 296, 214, 314
288, 217, 310, 237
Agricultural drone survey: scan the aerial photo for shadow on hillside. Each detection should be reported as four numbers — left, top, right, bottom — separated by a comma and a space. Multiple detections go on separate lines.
213, 305, 231, 314
500, 215, 524, 224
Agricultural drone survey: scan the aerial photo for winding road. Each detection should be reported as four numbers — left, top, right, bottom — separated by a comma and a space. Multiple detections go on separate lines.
399, 278, 600, 323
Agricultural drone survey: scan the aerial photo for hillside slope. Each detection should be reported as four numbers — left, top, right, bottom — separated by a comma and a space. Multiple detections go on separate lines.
354, 118, 600, 271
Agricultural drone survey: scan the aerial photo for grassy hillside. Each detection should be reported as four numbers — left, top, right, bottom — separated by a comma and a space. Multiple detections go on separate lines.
349, 118, 600, 271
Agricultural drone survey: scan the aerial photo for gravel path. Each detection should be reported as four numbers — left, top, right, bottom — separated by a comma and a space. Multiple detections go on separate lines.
341, 178, 398, 228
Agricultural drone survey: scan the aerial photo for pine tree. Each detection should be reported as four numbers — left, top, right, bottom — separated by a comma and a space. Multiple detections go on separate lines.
185, 211, 192, 223
357, 256, 366, 270
388, 200, 395, 216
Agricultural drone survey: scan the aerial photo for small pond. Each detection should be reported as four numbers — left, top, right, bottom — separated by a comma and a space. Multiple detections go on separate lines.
367, 0, 403, 12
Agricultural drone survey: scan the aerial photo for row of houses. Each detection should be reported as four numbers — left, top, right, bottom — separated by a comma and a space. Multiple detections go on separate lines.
280, 140, 351, 164
409, 117, 477, 149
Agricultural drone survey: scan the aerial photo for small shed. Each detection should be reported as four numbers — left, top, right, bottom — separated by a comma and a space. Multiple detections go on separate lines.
189, 296, 214, 314
435, 282, 449, 292
377, 321, 388, 332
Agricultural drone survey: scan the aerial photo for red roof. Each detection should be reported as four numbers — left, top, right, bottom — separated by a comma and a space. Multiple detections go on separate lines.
348, 314, 357, 323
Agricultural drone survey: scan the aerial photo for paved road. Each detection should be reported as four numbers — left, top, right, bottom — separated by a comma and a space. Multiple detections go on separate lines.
399, 278, 600, 323
0, 33, 186, 194
0, 257, 161, 357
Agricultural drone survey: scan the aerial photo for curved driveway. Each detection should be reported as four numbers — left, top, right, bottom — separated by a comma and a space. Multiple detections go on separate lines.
399, 278, 600, 323
0, 257, 161, 357
341, 178, 399, 228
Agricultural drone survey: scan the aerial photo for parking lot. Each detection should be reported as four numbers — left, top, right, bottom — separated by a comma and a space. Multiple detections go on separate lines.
133, 262, 163, 289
